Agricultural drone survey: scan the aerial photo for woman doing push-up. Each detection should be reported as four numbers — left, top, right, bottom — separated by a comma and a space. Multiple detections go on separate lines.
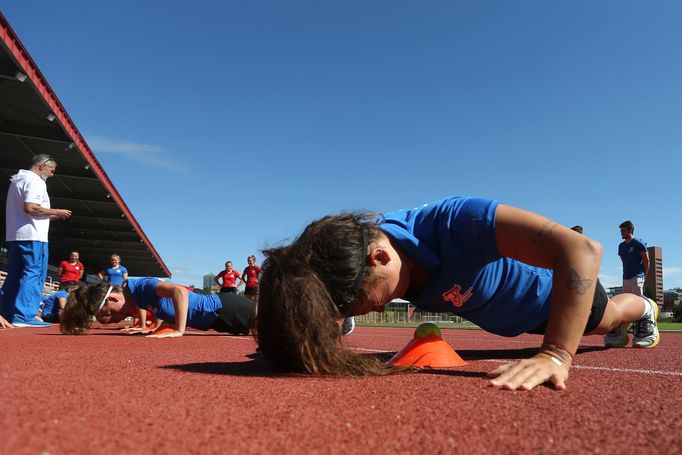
61, 277, 256, 338
255, 196, 659, 391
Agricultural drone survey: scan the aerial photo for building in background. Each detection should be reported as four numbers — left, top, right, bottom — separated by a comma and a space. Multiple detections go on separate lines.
202, 273, 216, 292
663, 289, 681, 313
606, 286, 623, 298
644, 246, 663, 305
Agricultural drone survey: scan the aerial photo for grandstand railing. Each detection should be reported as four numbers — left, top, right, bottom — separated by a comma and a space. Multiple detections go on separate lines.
353, 301, 465, 325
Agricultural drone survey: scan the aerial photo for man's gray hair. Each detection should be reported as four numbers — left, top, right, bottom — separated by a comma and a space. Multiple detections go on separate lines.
31, 154, 56, 167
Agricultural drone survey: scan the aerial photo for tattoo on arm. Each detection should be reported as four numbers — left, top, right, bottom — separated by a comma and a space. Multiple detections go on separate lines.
567, 269, 593, 295
532, 222, 558, 246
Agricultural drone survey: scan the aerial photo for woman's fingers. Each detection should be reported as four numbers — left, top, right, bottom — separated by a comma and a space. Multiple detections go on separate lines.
487, 356, 569, 391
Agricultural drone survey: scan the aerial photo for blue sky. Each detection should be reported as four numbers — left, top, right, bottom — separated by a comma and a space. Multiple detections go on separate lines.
3, 1, 681, 289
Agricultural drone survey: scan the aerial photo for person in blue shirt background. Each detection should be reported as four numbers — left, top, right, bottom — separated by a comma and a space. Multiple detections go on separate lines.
618, 221, 649, 296
38, 281, 80, 323
60, 277, 256, 338
256, 196, 660, 391
98, 254, 128, 286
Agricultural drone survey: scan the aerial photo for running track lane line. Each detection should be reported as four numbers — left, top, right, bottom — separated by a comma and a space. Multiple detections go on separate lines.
352, 348, 682, 377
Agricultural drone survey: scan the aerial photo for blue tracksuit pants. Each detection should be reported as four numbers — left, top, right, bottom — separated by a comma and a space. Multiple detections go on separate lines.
0, 241, 48, 321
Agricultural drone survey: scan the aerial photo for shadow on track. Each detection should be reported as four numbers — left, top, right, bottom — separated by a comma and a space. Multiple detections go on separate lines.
157, 346, 609, 379
456, 345, 609, 361
160, 353, 286, 377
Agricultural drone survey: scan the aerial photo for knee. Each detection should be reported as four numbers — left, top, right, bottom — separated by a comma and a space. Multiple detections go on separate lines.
592, 301, 622, 334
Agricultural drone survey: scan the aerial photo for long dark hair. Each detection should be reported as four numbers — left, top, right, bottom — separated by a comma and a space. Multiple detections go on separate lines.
256, 213, 398, 376
60, 283, 122, 335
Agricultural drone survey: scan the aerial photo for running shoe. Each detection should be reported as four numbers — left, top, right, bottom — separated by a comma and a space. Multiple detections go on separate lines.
341, 317, 355, 336
604, 324, 629, 348
10, 317, 52, 328
632, 298, 660, 348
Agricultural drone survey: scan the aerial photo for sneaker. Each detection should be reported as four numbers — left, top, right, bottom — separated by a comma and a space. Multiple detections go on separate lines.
341, 317, 355, 336
604, 324, 629, 348
632, 298, 660, 348
10, 317, 52, 328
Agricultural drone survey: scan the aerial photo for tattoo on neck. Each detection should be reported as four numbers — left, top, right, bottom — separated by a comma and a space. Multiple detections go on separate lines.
567, 269, 592, 295
533, 221, 558, 245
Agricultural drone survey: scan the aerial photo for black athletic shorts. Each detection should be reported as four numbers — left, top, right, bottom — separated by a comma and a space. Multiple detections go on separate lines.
244, 286, 259, 296
42, 312, 60, 323
211, 293, 257, 335
528, 279, 608, 335
219, 287, 237, 294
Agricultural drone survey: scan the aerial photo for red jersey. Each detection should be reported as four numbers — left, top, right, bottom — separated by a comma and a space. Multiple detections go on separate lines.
242, 265, 261, 288
217, 269, 241, 288
59, 260, 84, 282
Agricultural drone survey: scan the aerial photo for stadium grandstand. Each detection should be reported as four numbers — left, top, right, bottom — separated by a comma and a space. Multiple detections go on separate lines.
0, 12, 169, 289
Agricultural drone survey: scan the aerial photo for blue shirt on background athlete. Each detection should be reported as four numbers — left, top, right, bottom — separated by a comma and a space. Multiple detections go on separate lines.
379, 196, 553, 337
618, 238, 647, 279
126, 277, 223, 330
41, 289, 68, 319
104, 266, 128, 286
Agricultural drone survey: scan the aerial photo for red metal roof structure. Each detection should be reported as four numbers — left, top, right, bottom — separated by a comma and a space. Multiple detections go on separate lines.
0, 12, 170, 278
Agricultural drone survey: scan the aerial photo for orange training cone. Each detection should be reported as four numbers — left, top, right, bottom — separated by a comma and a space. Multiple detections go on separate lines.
390, 323, 467, 368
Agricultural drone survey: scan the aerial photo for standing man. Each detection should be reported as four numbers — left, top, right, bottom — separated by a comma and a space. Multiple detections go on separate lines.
0, 155, 71, 327
618, 220, 649, 296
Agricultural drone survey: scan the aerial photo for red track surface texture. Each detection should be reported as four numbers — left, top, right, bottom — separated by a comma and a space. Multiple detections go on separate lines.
1, 325, 680, 454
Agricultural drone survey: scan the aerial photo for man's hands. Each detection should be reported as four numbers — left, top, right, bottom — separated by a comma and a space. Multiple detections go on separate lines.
50, 209, 72, 220
24, 203, 71, 220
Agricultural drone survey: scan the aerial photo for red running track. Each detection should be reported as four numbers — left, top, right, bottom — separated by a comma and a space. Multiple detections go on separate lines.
1, 324, 680, 454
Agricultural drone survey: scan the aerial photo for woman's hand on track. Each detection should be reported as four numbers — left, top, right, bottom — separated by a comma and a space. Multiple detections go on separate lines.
0, 315, 14, 329
146, 330, 184, 338
486, 354, 569, 391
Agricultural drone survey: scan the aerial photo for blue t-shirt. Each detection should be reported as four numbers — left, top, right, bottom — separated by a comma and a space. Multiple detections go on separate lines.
618, 238, 647, 279
41, 289, 68, 318
126, 277, 223, 330
104, 266, 128, 285
379, 196, 553, 337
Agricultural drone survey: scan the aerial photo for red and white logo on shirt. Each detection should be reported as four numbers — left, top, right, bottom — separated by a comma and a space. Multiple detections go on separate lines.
442, 284, 473, 308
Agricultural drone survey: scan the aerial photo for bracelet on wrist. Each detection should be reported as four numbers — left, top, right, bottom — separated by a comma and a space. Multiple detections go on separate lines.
539, 342, 574, 367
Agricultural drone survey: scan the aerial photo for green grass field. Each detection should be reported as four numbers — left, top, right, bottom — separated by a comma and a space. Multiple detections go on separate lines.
658, 321, 682, 331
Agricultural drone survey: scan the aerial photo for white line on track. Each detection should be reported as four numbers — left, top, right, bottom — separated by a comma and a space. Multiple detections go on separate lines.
352, 348, 682, 377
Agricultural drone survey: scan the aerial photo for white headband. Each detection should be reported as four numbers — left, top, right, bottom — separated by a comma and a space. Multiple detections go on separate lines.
97, 285, 114, 313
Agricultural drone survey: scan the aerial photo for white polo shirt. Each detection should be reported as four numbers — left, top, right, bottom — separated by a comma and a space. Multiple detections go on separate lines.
5, 169, 51, 242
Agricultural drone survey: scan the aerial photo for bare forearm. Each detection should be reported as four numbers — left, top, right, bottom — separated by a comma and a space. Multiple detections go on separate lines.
138, 309, 147, 327
543, 247, 602, 358
24, 203, 71, 219
172, 288, 188, 333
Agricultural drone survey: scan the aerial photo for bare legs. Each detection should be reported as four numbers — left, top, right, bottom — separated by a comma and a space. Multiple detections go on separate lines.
589, 293, 646, 335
